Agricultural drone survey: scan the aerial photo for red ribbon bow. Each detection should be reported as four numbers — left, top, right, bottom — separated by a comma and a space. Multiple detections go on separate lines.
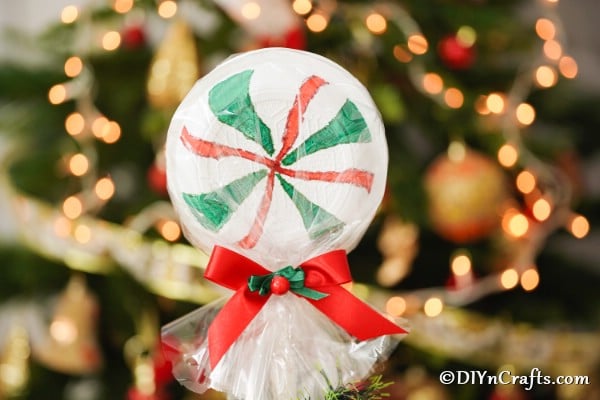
205, 246, 406, 369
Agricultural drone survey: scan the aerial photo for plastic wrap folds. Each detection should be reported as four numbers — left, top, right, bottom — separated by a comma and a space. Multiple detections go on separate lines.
162, 293, 400, 400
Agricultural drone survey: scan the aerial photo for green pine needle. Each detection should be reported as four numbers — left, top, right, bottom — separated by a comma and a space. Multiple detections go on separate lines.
322, 375, 393, 400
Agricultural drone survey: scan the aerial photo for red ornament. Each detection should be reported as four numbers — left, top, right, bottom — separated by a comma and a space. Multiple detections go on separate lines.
147, 164, 168, 196
438, 35, 476, 70
258, 26, 306, 50
122, 25, 146, 50
270, 276, 290, 295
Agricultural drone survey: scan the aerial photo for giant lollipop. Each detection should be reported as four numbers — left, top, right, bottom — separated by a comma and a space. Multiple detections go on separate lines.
162, 48, 406, 400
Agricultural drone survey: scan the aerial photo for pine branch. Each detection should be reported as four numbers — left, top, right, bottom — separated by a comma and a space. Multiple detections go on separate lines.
323, 375, 393, 400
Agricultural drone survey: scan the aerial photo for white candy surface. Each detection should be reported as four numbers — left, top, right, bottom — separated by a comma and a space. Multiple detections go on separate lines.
166, 48, 387, 268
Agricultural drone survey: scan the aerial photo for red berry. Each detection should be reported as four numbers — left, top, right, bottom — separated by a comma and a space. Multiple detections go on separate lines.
270, 276, 290, 295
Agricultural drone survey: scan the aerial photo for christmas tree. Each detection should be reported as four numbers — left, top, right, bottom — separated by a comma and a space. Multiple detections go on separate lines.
0, 0, 598, 399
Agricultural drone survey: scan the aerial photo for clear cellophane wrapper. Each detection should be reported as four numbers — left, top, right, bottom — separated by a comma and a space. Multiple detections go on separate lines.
162, 293, 402, 400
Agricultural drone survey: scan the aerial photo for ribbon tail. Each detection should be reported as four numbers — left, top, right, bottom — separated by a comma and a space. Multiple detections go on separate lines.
207, 289, 266, 369
309, 286, 407, 340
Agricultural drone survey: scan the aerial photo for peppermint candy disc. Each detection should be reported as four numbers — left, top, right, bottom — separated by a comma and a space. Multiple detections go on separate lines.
166, 48, 387, 268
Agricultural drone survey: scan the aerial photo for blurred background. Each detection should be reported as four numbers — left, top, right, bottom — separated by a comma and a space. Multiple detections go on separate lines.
0, 0, 599, 399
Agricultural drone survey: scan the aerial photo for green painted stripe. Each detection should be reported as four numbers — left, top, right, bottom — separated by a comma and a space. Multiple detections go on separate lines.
208, 70, 275, 156
276, 175, 344, 240
183, 169, 268, 231
281, 100, 372, 166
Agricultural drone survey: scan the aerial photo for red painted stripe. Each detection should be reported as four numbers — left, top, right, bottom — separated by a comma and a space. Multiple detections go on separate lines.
276, 76, 327, 162
277, 167, 374, 193
237, 171, 276, 249
181, 126, 275, 167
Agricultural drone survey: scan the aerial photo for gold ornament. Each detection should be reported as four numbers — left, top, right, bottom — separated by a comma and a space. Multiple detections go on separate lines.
33, 274, 103, 375
124, 311, 159, 397
0, 326, 30, 398
424, 147, 509, 243
147, 20, 201, 110
130, 353, 157, 397
376, 216, 419, 287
